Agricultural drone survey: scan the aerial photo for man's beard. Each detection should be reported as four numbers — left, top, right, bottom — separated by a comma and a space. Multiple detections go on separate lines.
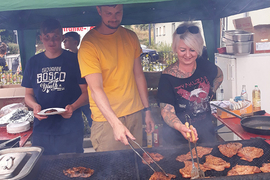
103, 20, 121, 29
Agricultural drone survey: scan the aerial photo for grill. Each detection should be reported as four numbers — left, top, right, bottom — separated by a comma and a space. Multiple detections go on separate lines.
28, 138, 270, 180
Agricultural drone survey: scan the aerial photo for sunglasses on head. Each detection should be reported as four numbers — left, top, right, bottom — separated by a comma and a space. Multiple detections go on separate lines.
176, 26, 199, 34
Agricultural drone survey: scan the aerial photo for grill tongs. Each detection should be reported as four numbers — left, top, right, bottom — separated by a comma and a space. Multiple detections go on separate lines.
185, 114, 205, 179
128, 138, 168, 177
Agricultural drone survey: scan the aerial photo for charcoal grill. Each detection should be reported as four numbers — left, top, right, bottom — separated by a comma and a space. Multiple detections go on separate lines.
27, 138, 270, 180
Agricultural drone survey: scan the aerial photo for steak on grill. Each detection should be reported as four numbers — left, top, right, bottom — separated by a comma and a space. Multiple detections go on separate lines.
227, 165, 261, 176
179, 161, 211, 178
63, 167, 94, 178
149, 172, 176, 180
176, 146, 213, 162
218, 142, 242, 158
260, 163, 270, 173
237, 146, 264, 162
203, 155, 230, 171
142, 152, 164, 164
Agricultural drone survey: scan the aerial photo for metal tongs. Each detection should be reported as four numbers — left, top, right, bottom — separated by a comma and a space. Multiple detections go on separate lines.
185, 114, 205, 179
128, 138, 168, 177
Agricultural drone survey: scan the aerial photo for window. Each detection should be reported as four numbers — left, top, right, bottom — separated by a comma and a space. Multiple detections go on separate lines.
159, 27, 161, 36
163, 26, 166, 36
172, 23, 175, 34
156, 28, 158, 37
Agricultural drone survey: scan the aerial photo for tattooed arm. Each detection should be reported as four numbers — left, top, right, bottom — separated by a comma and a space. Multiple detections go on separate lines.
160, 103, 198, 141
212, 66, 223, 92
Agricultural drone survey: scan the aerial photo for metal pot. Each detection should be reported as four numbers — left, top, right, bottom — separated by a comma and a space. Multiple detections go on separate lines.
225, 41, 253, 55
211, 103, 270, 135
224, 30, 254, 42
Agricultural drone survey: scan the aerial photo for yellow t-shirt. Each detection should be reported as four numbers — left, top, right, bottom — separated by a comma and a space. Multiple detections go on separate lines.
78, 26, 144, 122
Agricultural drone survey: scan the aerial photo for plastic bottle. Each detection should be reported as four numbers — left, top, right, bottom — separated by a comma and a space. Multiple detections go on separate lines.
241, 85, 248, 100
147, 133, 152, 148
252, 85, 261, 112
216, 85, 224, 101
153, 125, 159, 147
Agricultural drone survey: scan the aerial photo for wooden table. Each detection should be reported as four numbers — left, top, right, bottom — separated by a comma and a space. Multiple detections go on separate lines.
0, 125, 33, 147
213, 113, 270, 144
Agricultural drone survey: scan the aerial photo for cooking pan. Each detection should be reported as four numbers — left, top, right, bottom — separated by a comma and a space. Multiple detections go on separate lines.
211, 103, 270, 135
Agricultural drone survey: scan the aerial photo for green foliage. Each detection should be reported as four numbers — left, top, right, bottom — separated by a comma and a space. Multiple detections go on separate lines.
155, 42, 172, 52
82, 112, 91, 135
123, 25, 132, 30
7, 43, 19, 54
134, 24, 150, 31
35, 48, 45, 55
0, 30, 16, 43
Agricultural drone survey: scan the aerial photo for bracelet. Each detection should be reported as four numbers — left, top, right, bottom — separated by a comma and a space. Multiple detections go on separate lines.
143, 107, 151, 112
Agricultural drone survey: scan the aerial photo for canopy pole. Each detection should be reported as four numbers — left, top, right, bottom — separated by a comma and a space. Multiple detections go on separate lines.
201, 19, 220, 63
18, 29, 36, 72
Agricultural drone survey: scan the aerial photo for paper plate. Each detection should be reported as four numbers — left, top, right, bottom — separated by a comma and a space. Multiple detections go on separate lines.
37, 108, 66, 116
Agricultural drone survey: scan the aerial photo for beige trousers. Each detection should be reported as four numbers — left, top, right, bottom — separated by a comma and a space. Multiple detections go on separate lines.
90, 111, 143, 152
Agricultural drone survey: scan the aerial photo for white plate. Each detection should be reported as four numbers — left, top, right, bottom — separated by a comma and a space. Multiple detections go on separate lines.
37, 108, 66, 116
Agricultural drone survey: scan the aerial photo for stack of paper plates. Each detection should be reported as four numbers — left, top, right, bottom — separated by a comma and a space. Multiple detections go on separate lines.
6, 121, 30, 134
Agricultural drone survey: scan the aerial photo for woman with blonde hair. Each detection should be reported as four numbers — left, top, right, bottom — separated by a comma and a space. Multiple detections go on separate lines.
157, 22, 223, 146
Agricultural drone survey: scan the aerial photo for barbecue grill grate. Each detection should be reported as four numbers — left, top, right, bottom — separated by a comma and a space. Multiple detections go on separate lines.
32, 138, 270, 180
36, 150, 138, 180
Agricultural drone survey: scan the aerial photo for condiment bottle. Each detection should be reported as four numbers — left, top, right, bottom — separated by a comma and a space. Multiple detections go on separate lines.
153, 125, 159, 147
216, 85, 224, 101
252, 85, 261, 112
241, 85, 248, 101
147, 133, 152, 148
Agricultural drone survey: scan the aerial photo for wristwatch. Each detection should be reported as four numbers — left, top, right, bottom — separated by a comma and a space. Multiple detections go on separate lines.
143, 107, 151, 112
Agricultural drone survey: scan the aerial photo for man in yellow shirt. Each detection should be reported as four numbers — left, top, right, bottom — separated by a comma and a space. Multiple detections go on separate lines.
78, 4, 155, 151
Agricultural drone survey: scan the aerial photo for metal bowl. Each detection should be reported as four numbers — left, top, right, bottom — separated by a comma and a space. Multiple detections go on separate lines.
224, 30, 253, 42
226, 41, 253, 55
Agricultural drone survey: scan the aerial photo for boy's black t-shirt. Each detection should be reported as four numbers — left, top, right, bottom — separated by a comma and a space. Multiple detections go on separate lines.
21, 50, 86, 135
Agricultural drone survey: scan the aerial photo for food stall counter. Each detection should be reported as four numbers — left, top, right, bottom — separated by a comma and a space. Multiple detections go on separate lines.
0, 125, 33, 147
213, 113, 270, 144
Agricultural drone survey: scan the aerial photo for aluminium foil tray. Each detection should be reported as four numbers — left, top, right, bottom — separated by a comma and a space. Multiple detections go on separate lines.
0, 147, 43, 180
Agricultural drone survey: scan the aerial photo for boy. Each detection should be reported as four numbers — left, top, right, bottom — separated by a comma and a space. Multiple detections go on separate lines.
22, 19, 88, 155
63, 32, 80, 53
63, 31, 92, 127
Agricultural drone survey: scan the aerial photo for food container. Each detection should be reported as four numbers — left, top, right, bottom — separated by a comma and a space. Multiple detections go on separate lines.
0, 146, 43, 180
226, 41, 253, 55
224, 30, 254, 42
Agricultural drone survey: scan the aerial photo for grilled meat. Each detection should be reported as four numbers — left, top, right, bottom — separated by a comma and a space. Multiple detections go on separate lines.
63, 167, 94, 178
142, 152, 164, 164
176, 146, 213, 162
203, 155, 230, 171
260, 163, 270, 173
149, 172, 176, 180
227, 165, 261, 176
179, 161, 211, 178
45, 109, 58, 113
218, 142, 242, 158
237, 146, 264, 162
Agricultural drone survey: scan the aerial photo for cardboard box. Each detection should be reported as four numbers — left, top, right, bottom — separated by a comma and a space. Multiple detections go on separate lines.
217, 102, 253, 119
233, 16, 254, 33
0, 85, 25, 109
253, 24, 270, 54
